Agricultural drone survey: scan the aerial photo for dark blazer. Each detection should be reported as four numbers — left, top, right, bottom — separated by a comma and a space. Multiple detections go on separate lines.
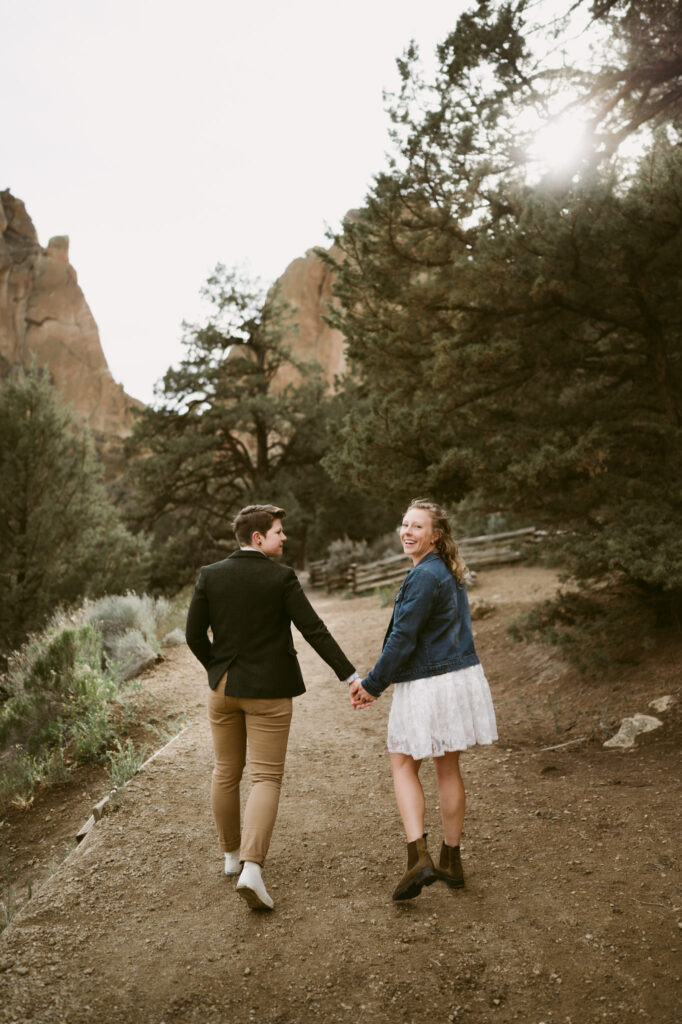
185, 549, 355, 698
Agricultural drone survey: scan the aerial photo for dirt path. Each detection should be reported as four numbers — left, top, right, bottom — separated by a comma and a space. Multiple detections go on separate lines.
1, 568, 680, 1024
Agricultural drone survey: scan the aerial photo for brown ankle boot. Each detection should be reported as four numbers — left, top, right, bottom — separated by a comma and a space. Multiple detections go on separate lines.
392, 834, 437, 901
436, 841, 465, 889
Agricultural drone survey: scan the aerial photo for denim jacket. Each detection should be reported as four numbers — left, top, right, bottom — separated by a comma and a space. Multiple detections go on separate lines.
361, 551, 479, 698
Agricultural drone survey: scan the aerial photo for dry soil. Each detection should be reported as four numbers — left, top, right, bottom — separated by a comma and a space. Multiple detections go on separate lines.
0, 566, 680, 1024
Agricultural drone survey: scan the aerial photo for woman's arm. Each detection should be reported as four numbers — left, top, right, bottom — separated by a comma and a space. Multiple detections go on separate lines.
361, 570, 438, 697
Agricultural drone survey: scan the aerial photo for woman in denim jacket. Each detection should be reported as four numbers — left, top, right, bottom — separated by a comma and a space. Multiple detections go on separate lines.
350, 499, 497, 901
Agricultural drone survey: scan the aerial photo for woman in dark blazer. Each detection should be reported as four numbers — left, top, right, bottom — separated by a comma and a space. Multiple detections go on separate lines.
186, 504, 357, 910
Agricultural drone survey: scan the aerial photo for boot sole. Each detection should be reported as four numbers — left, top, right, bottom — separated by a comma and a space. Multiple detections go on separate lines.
392, 867, 438, 901
236, 884, 274, 911
438, 875, 465, 889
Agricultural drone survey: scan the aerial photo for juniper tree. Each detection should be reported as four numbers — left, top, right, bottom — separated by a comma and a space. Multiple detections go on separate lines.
129, 266, 394, 587
321, 0, 682, 619
0, 368, 150, 654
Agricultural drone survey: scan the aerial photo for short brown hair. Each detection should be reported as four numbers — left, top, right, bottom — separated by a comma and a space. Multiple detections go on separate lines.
232, 504, 285, 547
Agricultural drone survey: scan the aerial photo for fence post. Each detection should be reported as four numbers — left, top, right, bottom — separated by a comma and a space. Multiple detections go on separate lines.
349, 563, 357, 595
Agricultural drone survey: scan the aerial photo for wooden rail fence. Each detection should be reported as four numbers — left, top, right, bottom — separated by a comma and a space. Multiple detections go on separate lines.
309, 527, 541, 595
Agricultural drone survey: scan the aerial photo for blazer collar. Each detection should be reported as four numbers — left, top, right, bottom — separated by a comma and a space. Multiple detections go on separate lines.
229, 549, 268, 560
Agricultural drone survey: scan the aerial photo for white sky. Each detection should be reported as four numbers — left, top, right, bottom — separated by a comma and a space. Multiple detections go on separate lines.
4, 0, 469, 404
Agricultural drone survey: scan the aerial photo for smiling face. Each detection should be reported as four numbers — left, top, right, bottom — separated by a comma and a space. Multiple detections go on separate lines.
400, 507, 440, 565
254, 518, 287, 558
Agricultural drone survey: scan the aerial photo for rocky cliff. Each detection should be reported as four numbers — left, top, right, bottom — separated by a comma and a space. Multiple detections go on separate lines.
0, 189, 349, 448
0, 190, 139, 451
274, 236, 348, 389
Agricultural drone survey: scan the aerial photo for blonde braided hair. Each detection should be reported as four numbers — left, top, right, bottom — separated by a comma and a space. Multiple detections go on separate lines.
406, 498, 468, 585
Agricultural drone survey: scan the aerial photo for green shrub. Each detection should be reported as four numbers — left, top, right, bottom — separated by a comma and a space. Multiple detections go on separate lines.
367, 531, 403, 560
0, 367, 151, 656
325, 537, 371, 574
67, 672, 116, 763
0, 625, 108, 754
0, 747, 40, 808
154, 585, 194, 637
105, 628, 156, 682
41, 746, 71, 785
0, 591, 174, 811
508, 584, 657, 675
0, 743, 72, 811
0, 620, 118, 810
84, 593, 169, 681
105, 737, 148, 791
85, 593, 168, 652
324, 531, 404, 574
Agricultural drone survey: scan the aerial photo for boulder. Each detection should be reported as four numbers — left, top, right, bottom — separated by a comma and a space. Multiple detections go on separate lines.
603, 714, 663, 749
470, 599, 497, 620
648, 695, 676, 714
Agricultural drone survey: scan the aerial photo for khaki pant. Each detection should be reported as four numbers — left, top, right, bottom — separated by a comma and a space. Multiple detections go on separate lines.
207, 674, 293, 866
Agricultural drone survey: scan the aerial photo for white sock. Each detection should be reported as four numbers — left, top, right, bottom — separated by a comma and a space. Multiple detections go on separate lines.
224, 850, 241, 876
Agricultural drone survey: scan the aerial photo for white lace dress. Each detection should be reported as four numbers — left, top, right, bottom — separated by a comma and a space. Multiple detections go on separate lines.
387, 663, 498, 759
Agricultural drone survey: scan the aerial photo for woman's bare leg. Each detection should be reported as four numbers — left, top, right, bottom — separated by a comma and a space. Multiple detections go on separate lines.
390, 753, 425, 842
433, 751, 466, 846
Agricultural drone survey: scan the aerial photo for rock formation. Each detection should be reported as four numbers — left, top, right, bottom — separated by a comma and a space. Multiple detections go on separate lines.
0, 190, 139, 454
0, 189, 351, 457
274, 235, 349, 390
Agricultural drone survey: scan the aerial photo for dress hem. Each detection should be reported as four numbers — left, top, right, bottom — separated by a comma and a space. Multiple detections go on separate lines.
387, 736, 498, 758
386, 663, 498, 760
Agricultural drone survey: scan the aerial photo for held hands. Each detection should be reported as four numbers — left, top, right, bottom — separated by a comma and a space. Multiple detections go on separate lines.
349, 679, 376, 710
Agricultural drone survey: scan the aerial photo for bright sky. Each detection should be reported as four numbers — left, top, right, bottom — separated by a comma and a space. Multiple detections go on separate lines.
4, 0, 468, 404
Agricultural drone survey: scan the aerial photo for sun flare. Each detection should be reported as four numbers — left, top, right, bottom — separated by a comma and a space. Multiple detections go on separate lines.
528, 114, 588, 175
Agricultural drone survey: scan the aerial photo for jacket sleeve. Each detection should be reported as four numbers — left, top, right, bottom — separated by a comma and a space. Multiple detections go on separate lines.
283, 571, 355, 681
362, 569, 438, 697
185, 570, 213, 668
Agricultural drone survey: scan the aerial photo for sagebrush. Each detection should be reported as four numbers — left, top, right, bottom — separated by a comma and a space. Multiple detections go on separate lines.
0, 593, 168, 812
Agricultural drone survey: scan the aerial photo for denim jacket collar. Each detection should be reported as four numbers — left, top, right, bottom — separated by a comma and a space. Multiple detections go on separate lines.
410, 550, 441, 571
